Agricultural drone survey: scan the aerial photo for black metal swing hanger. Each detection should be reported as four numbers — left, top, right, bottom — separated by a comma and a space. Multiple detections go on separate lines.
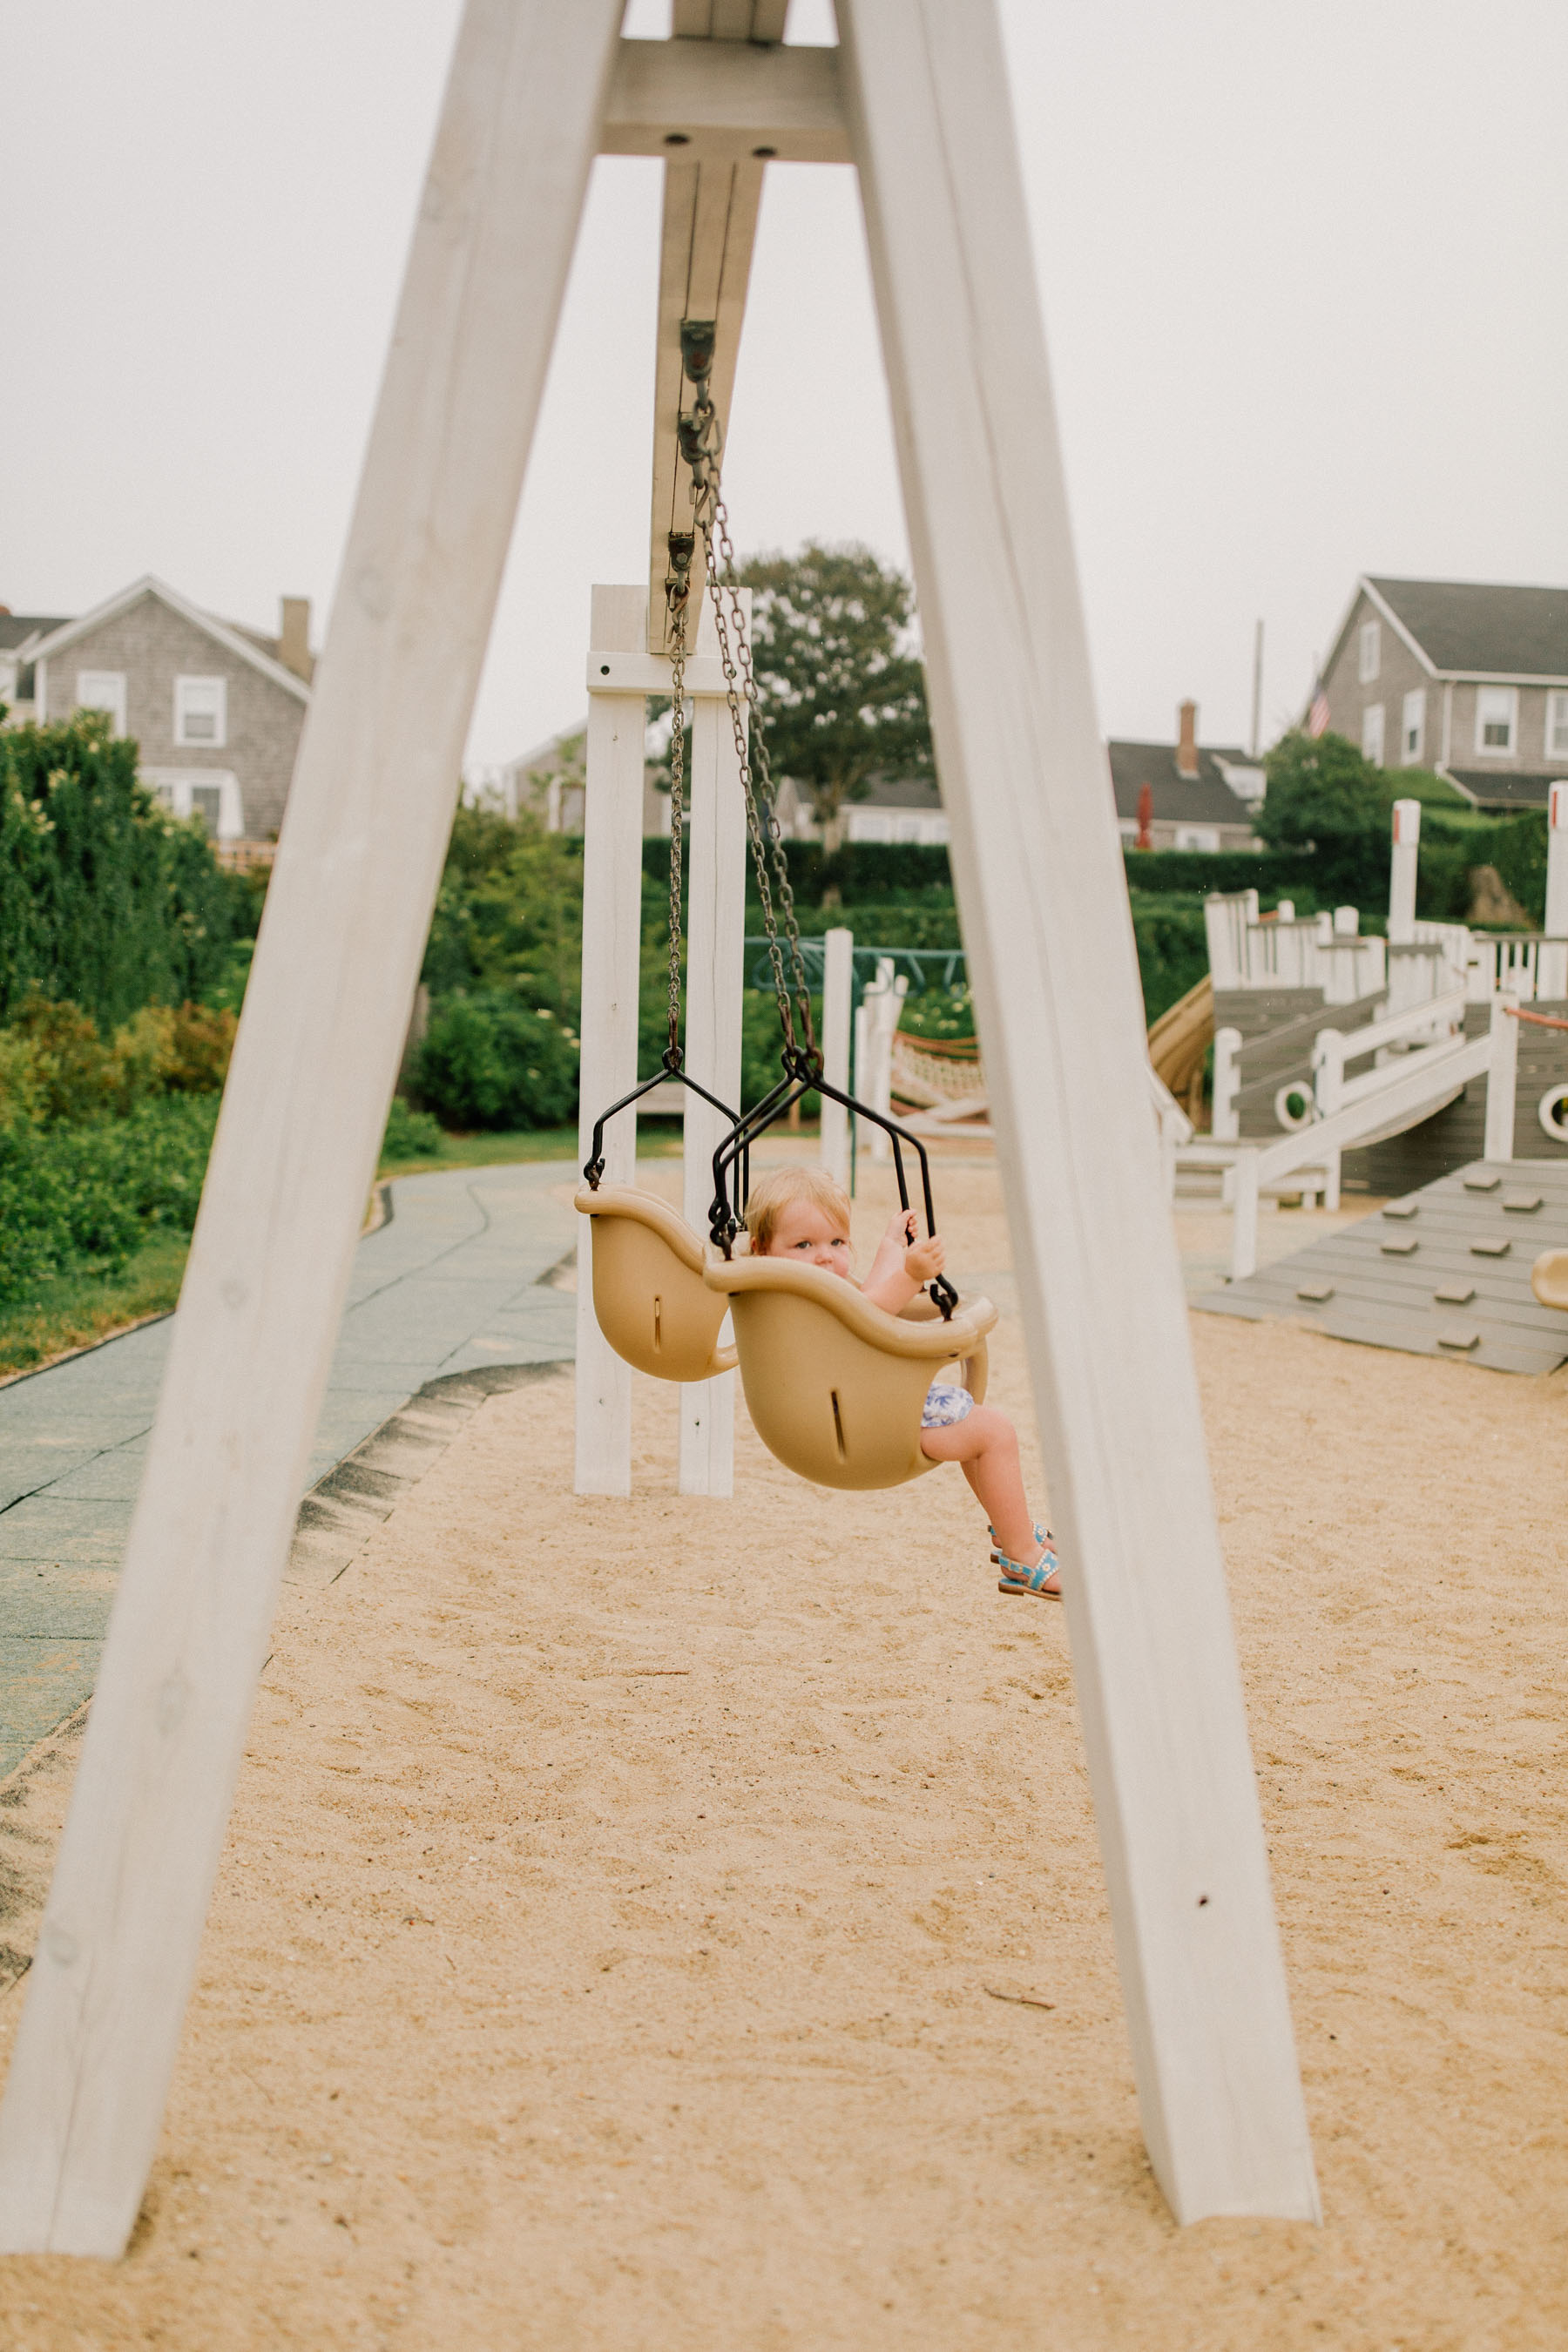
707, 1048, 959, 1321
581, 1050, 740, 1192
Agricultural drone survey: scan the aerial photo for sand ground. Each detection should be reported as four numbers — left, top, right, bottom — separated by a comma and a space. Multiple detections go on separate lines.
1, 1156, 1565, 2349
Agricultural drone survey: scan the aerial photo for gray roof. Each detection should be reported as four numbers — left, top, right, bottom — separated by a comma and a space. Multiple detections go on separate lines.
0, 612, 70, 653
856, 774, 942, 811
1107, 739, 1255, 826
1369, 578, 1568, 679
1444, 767, 1564, 812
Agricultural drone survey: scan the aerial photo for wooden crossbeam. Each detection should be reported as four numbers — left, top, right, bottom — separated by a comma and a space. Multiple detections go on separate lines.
601, 37, 848, 165
642, 2, 792, 653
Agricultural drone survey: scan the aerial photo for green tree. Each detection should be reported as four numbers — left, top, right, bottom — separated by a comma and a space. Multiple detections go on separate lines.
738, 541, 934, 851
1254, 729, 1396, 904
0, 711, 244, 1024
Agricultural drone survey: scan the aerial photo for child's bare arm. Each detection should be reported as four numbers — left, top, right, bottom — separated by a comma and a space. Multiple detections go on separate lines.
861, 1210, 947, 1315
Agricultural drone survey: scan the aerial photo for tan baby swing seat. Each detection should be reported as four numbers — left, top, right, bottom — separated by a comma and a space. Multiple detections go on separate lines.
704, 1252, 996, 1491
575, 310, 994, 1492
574, 1179, 735, 1382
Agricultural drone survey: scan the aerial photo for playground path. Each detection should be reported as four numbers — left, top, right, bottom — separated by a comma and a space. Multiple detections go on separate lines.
1, 1159, 1565, 2348
0, 1163, 577, 1777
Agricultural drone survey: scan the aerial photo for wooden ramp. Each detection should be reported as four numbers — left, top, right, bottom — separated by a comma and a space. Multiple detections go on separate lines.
1198, 1159, 1568, 1375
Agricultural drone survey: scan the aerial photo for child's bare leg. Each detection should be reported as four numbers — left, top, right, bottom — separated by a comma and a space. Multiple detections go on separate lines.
919, 1405, 1055, 1585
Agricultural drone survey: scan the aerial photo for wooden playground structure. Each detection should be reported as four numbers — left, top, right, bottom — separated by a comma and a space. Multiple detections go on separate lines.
0, 0, 1321, 2254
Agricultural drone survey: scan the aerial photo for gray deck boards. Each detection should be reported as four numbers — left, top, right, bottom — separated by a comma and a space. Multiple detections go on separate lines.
1197, 1157, 1568, 1375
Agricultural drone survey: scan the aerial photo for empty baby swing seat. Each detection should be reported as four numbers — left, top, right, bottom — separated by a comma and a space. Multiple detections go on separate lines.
703, 1254, 997, 1492
574, 1180, 736, 1382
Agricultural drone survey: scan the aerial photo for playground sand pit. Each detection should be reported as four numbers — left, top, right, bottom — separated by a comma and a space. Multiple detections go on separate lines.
1, 1157, 1565, 2349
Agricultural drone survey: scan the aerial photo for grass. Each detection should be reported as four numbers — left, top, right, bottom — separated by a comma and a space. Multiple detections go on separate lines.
375, 1122, 686, 1181
0, 1125, 687, 1382
0, 1230, 191, 1381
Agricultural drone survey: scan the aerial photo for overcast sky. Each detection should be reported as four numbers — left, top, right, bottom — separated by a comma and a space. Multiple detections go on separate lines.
5, 0, 1567, 771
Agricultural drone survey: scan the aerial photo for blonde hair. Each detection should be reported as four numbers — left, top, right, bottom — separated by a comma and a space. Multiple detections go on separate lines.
744, 1165, 852, 1256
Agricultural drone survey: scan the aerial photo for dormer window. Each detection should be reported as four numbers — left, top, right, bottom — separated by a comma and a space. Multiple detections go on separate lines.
1358, 620, 1381, 683
175, 675, 227, 748
1474, 686, 1517, 756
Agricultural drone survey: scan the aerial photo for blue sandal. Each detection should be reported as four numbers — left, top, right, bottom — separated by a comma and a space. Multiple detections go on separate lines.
990, 1524, 1062, 1602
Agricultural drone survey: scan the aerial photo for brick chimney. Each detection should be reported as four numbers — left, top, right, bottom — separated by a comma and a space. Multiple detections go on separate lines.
1175, 699, 1199, 778
278, 596, 314, 683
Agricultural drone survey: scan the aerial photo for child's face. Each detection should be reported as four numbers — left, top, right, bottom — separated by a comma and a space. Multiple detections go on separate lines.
760, 1198, 852, 1275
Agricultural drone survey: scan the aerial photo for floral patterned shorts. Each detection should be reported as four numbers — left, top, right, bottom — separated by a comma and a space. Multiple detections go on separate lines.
921, 1381, 974, 1429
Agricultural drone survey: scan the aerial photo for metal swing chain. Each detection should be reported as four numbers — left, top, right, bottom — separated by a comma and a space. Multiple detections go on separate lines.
677, 333, 819, 1068
663, 542, 693, 1068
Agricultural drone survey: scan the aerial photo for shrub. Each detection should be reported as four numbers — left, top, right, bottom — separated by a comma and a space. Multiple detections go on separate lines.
2, 993, 236, 1125
381, 1098, 444, 1160
898, 984, 976, 1041
9, 996, 119, 1124
411, 992, 579, 1130
0, 1096, 219, 1306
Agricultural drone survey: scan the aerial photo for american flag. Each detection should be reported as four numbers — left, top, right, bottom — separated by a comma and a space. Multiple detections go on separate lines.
1307, 677, 1330, 738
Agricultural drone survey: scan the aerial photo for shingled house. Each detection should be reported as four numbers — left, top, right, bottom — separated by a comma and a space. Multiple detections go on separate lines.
1111, 701, 1262, 853
10, 577, 314, 847
1311, 575, 1568, 808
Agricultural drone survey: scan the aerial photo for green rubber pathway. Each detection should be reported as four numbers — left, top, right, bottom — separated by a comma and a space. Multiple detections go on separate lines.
0, 1161, 578, 1776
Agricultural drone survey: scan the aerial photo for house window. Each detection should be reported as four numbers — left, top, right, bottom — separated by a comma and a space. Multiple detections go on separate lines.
1401, 689, 1426, 765
1547, 690, 1568, 759
1362, 703, 1385, 766
1358, 620, 1381, 684
1474, 686, 1517, 756
1174, 825, 1221, 852
76, 670, 126, 733
174, 675, 227, 748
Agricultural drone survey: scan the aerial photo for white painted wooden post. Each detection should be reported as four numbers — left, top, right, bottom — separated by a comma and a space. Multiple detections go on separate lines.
1321, 1148, 1342, 1214
820, 924, 854, 1190
1389, 799, 1420, 946
1544, 783, 1568, 997
1211, 1025, 1242, 1141
576, 586, 652, 1498
678, 593, 748, 1498
1484, 995, 1519, 1163
857, 957, 907, 1160
1312, 1028, 1345, 1118
840, 0, 1319, 2223
0, 0, 625, 2258
1230, 1151, 1261, 1281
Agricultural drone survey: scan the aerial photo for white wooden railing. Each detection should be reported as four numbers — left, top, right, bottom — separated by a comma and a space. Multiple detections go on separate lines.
1311, 988, 1467, 1116
1466, 933, 1568, 1004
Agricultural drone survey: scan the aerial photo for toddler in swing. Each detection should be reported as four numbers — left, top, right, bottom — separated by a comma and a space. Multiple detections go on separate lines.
744, 1166, 1060, 1599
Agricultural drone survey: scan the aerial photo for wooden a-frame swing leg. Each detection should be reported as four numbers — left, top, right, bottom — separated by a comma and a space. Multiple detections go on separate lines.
0, 0, 625, 2258
838, 0, 1320, 2225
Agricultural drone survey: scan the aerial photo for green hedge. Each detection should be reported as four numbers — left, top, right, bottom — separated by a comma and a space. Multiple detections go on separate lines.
0, 1094, 220, 1306
0, 712, 247, 1027
1416, 808, 1548, 925
1120, 848, 1317, 903
642, 836, 955, 905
